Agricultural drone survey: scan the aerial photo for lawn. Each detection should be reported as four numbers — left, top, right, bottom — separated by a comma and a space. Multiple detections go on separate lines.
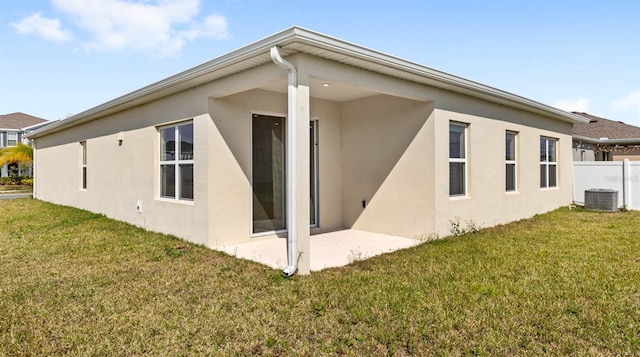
1, 199, 639, 355
0, 185, 32, 192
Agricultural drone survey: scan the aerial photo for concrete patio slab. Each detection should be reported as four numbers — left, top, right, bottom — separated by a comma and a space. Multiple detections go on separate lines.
215, 229, 419, 272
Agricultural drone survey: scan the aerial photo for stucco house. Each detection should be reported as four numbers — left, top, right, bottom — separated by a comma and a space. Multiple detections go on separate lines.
572, 112, 640, 161
28, 27, 587, 275
0, 112, 48, 177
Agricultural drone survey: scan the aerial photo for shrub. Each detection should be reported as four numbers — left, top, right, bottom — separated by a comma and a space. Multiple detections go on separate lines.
0, 176, 30, 185
449, 216, 482, 236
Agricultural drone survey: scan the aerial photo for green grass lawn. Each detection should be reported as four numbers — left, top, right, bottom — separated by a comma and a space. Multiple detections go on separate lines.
1, 199, 639, 355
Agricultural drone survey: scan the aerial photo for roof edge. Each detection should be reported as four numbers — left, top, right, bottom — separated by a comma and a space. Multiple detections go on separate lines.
288, 28, 589, 125
22, 119, 56, 131
573, 134, 640, 145
28, 26, 302, 138
29, 26, 587, 138
601, 138, 640, 144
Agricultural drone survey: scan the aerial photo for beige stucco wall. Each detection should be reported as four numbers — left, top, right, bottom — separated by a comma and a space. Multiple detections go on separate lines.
432, 93, 574, 236
208, 89, 344, 246
337, 88, 574, 239
34, 84, 214, 246
573, 141, 596, 161
33, 60, 292, 249
613, 149, 640, 161
341, 95, 436, 238
33, 50, 578, 249
209, 90, 437, 242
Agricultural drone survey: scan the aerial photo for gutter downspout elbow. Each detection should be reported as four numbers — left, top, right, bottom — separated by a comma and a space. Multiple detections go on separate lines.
270, 46, 298, 277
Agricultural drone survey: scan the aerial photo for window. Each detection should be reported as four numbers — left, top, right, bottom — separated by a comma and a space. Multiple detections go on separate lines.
160, 122, 193, 200
449, 122, 467, 196
7, 132, 18, 146
540, 137, 557, 188
80, 141, 87, 189
505, 131, 517, 192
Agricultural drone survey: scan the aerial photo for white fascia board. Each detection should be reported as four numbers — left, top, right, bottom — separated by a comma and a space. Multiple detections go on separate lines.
600, 138, 640, 144
573, 134, 599, 144
289, 28, 589, 125
573, 134, 640, 145
22, 120, 57, 132
28, 27, 301, 138
29, 26, 588, 138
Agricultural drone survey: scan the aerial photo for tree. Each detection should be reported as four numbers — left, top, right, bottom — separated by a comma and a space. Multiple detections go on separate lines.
0, 143, 33, 176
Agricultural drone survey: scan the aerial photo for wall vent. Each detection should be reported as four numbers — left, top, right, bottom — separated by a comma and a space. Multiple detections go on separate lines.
584, 189, 618, 212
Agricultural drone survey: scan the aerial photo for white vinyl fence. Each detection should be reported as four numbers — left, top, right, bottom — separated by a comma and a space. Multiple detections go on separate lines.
573, 159, 640, 210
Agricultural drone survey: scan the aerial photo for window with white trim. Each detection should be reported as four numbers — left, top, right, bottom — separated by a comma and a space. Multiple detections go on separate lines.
7, 132, 18, 146
160, 122, 193, 200
80, 141, 87, 190
449, 122, 467, 196
505, 131, 517, 192
540, 137, 557, 188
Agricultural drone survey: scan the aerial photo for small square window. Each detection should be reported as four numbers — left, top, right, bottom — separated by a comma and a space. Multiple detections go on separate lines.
7, 132, 18, 147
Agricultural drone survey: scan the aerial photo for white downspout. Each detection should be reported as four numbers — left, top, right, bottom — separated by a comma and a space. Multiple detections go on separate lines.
270, 46, 298, 277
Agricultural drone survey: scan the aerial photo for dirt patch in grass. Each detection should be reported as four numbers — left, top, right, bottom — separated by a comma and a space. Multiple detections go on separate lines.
1, 200, 639, 355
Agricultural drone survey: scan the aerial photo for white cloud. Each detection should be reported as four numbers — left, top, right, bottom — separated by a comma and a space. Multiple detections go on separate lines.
54, 0, 229, 55
12, 0, 228, 56
199, 14, 228, 40
11, 12, 74, 43
613, 90, 640, 116
553, 98, 590, 113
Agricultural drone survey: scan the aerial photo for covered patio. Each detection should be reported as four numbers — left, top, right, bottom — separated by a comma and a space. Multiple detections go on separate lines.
208, 48, 434, 276
216, 229, 420, 272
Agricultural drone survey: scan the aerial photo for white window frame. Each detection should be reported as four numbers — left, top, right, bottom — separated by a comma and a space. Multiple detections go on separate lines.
540, 136, 558, 188
449, 122, 468, 197
80, 141, 87, 190
159, 121, 194, 201
505, 131, 517, 192
7, 132, 18, 147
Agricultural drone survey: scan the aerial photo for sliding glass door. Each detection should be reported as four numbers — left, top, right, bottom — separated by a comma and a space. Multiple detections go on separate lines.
252, 114, 286, 234
252, 115, 319, 234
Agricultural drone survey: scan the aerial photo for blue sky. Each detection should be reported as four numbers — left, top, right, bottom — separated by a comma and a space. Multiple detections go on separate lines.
1, 0, 639, 126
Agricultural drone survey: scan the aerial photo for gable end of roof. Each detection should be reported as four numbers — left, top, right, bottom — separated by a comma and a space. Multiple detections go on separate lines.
0, 112, 48, 130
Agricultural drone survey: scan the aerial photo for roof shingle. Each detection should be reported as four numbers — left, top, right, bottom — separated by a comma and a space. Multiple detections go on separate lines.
0, 112, 48, 130
572, 112, 640, 140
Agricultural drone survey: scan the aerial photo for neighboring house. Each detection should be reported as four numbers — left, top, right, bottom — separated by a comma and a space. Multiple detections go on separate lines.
28, 27, 587, 275
0, 112, 48, 177
572, 112, 640, 161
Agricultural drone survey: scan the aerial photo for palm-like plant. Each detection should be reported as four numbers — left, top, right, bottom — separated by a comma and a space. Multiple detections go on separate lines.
0, 143, 33, 166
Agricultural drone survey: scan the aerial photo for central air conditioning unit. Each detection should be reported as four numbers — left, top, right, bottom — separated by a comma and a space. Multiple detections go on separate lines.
584, 189, 618, 212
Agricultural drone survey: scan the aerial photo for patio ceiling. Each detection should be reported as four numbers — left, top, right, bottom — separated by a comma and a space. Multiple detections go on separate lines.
260, 77, 380, 103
